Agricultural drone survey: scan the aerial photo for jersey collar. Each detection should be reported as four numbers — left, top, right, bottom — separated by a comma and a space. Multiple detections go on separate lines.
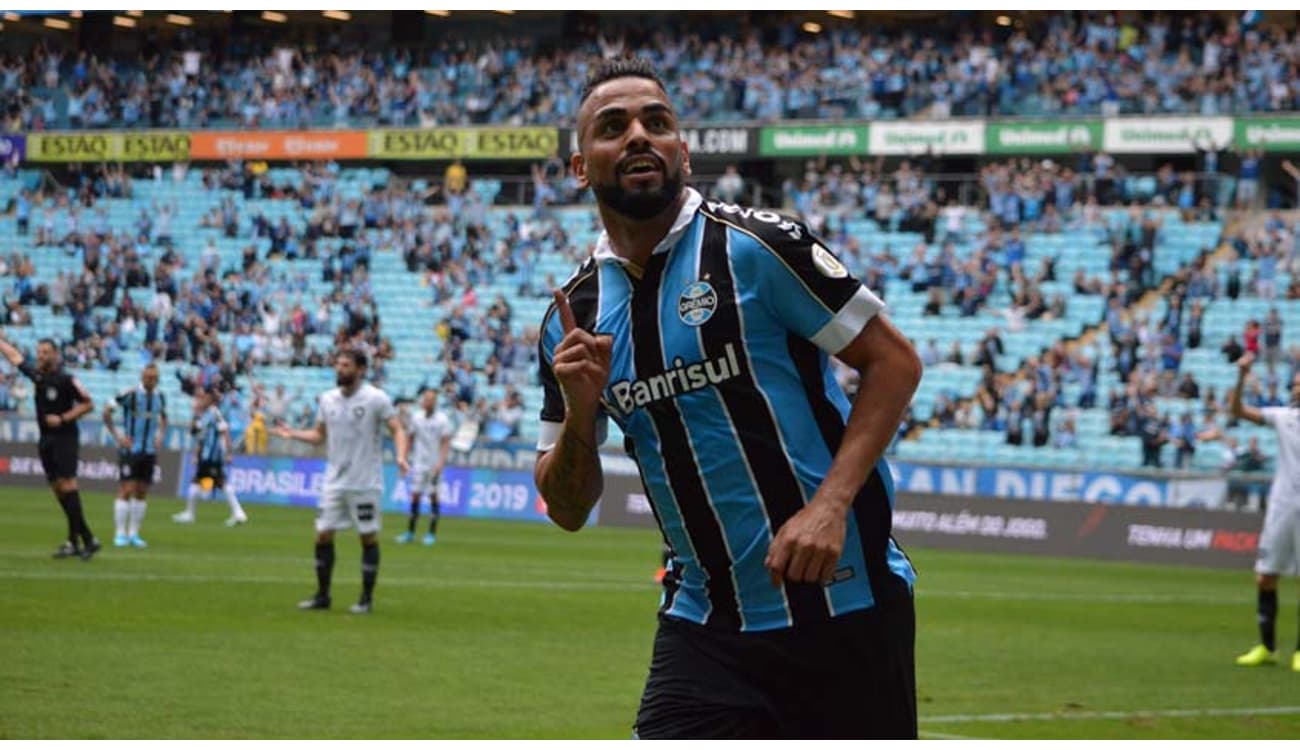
592, 187, 703, 269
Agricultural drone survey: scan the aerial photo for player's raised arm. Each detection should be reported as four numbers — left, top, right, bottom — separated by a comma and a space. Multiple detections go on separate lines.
386, 412, 409, 476
533, 289, 610, 532
0, 328, 23, 368
1232, 353, 1266, 426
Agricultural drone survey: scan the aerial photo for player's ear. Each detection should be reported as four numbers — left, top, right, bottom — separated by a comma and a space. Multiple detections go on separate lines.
571, 151, 589, 191
680, 135, 692, 179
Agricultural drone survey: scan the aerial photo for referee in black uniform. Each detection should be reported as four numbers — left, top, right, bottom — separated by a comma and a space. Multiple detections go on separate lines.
0, 330, 100, 560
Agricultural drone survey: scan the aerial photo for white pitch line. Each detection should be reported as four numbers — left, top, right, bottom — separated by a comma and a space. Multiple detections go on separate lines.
0, 565, 1253, 605
920, 589, 1247, 606
919, 730, 983, 739
924, 705, 1300, 724
0, 569, 649, 591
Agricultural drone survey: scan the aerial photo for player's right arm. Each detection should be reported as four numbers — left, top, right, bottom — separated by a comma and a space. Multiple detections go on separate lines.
272, 397, 326, 446
0, 328, 25, 370
102, 390, 133, 450
272, 419, 326, 446
533, 289, 610, 532
1231, 353, 1266, 426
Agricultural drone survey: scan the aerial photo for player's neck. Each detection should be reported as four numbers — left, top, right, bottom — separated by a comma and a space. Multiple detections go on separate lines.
596, 191, 688, 272
340, 382, 361, 398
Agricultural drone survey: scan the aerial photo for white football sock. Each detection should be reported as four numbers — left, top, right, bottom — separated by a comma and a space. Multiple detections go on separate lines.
225, 487, 245, 518
185, 484, 202, 515
128, 499, 147, 537
114, 498, 129, 536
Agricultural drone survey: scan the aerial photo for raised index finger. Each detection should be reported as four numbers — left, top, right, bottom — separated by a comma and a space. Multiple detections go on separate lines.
553, 289, 577, 334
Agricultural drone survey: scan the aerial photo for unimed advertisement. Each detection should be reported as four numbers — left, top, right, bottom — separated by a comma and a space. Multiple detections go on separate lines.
892, 494, 1262, 569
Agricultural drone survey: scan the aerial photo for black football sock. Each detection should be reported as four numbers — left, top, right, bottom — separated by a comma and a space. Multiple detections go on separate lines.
408, 495, 420, 534
1296, 601, 1300, 651
315, 541, 335, 598
1258, 588, 1278, 651
428, 497, 440, 536
361, 543, 380, 602
55, 492, 77, 546
63, 491, 95, 548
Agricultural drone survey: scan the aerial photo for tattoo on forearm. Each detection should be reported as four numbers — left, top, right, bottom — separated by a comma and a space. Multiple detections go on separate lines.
545, 429, 599, 512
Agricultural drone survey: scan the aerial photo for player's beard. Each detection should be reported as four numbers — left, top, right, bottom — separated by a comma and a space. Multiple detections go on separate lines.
336, 372, 357, 388
592, 157, 684, 221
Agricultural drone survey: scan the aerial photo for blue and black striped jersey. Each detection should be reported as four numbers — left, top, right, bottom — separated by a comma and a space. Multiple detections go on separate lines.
114, 385, 167, 456
537, 188, 915, 633
194, 405, 228, 464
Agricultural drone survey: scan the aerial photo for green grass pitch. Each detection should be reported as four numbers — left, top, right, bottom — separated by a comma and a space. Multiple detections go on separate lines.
1, 487, 1298, 739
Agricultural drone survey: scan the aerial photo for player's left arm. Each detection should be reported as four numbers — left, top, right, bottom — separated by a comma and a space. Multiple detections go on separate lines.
58, 376, 95, 425
386, 413, 409, 476
766, 316, 922, 587
155, 395, 168, 453
742, 225, 922, 587
219, 418, 234, 461
436, 433, 452, 476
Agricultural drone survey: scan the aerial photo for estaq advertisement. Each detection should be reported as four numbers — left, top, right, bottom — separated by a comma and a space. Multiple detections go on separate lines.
27, 131, 190, 162
370, 127, 558, 160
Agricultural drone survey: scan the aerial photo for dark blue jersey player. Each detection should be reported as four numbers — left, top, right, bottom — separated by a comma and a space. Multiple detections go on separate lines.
534, 58, 923, 740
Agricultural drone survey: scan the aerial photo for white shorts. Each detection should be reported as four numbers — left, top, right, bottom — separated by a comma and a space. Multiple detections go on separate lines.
410, 466, 442, 496
1255, 501, 1300, 576
316, 488, 383, 535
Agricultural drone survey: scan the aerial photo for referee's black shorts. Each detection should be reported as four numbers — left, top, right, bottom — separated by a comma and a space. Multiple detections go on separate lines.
118, 452, 157, 485
195, 460, 226, 490
38, 435, 79, 482
633, 581, 917, 740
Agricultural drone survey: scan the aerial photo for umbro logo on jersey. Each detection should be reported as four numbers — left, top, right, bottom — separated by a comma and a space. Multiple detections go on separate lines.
678, 281, 718, 326
705, 201, 804, 241
609, 344, 742, 416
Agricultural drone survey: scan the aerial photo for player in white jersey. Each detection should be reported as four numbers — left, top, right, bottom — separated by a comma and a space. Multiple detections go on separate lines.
396, 387, 453, 546
273, 349, 408, 615
1232, 352, 1300, 671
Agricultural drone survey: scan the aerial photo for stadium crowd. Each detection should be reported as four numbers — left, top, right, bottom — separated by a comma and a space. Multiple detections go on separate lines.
5, 143, 1299, 463
2, 11, 1298, 131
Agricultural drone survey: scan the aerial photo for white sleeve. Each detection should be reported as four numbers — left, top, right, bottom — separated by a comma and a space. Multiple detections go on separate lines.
536, 416, 608, 453
1260, 407, 1288, 428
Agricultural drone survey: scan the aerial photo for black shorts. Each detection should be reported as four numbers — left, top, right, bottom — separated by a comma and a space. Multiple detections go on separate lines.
634, 590, 916, 739
195, 460, 226, 490
119, 452, 157, 485
38, 435, 78, 482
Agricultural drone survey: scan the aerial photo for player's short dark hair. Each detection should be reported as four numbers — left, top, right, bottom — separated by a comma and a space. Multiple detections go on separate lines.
579, 57, 667, 107
336, 348, 368, 369
36, 338, 57, 350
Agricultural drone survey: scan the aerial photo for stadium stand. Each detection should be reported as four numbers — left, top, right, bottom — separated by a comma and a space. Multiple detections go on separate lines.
0, 8, 1297, 484
2, 10, 1299, 131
